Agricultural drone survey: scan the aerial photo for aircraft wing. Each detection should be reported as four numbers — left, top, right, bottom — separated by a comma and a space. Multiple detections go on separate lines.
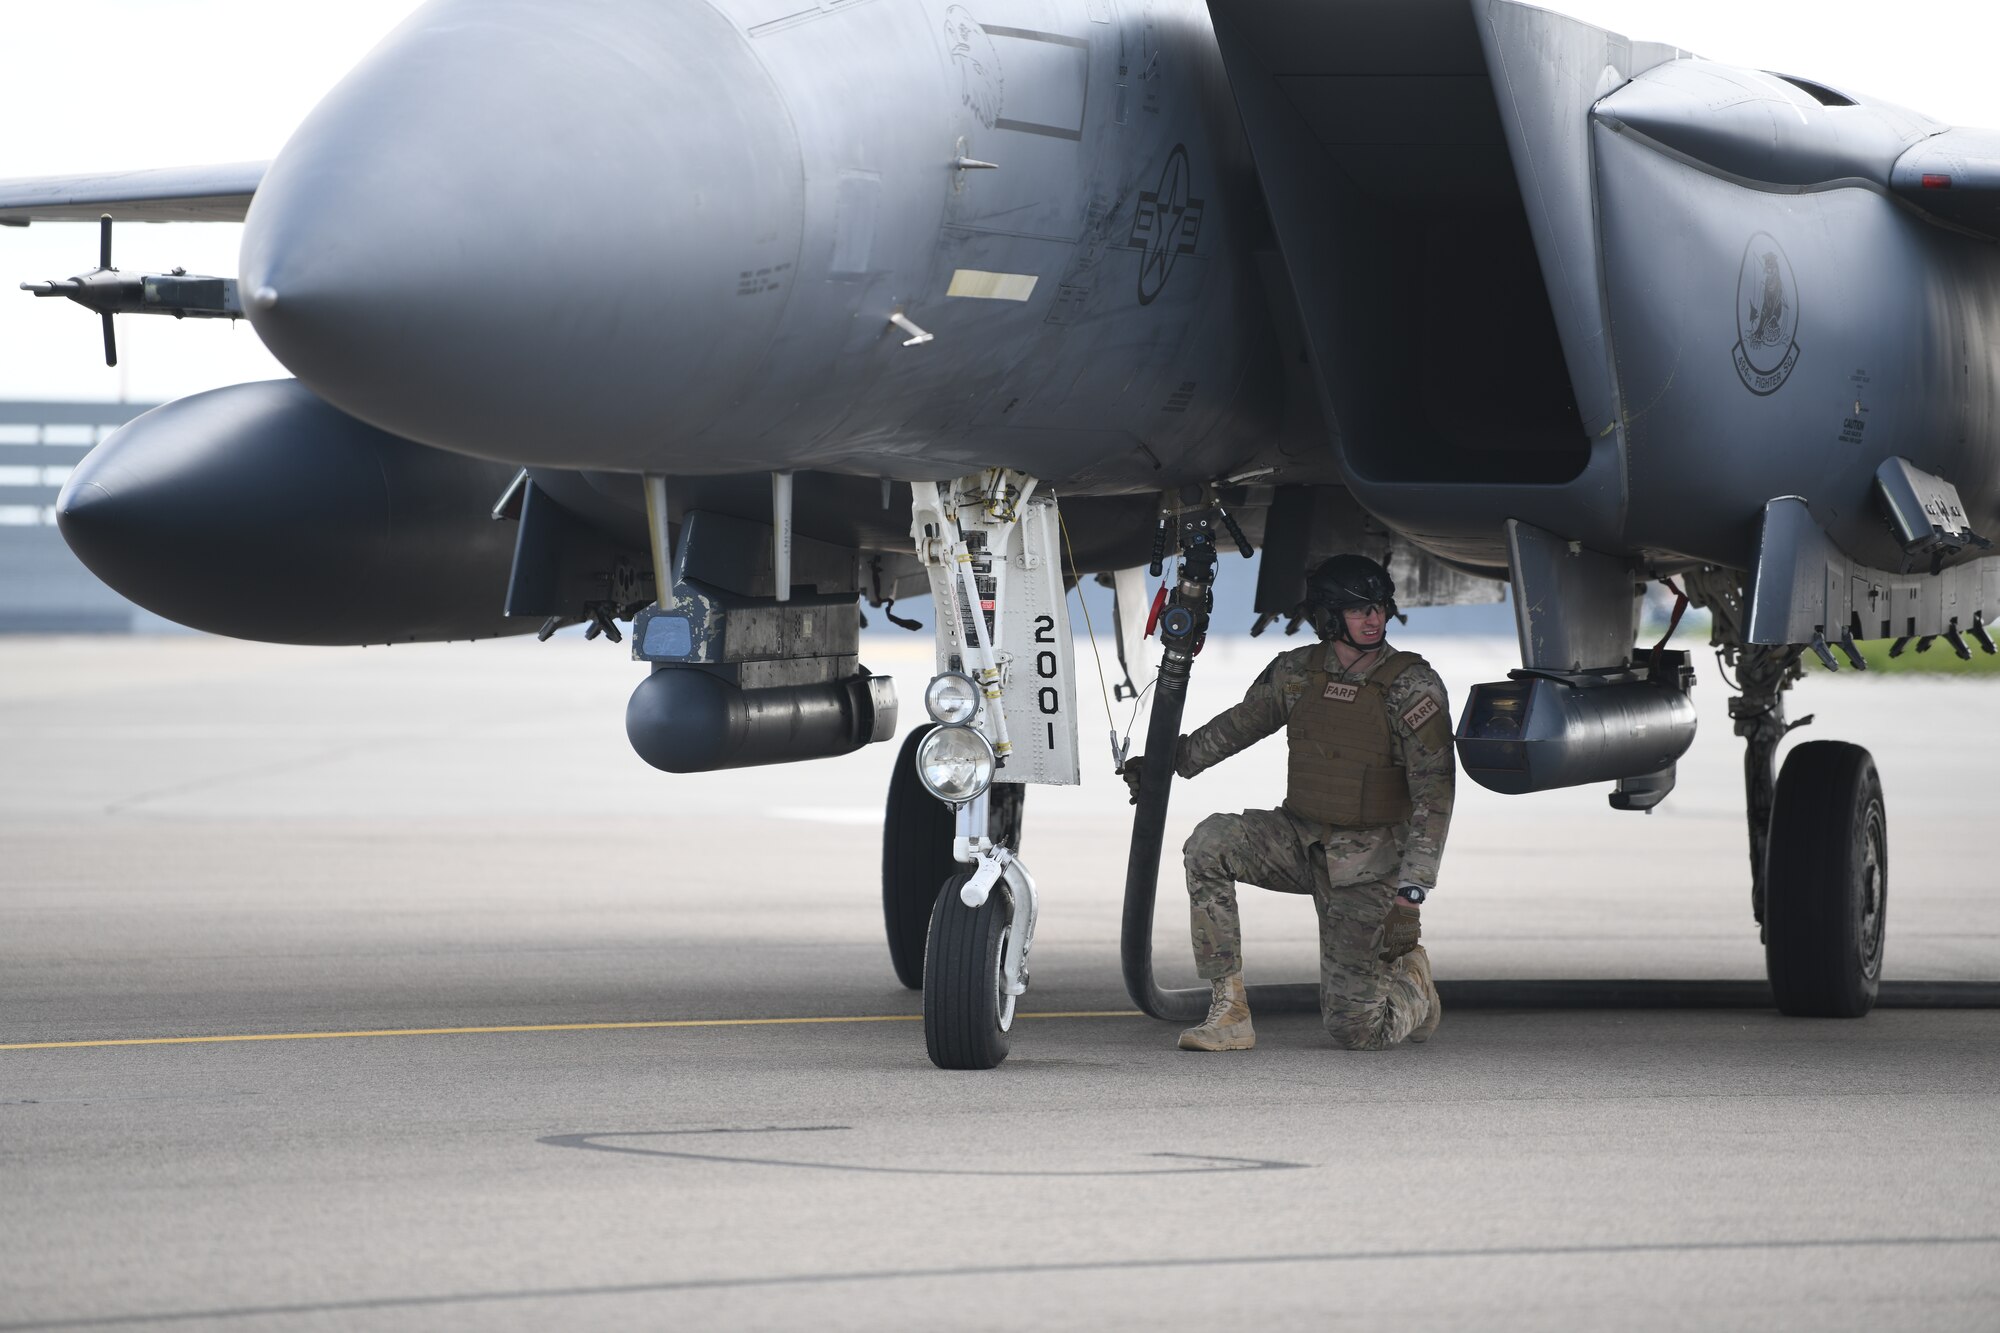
0, 162, 266, 225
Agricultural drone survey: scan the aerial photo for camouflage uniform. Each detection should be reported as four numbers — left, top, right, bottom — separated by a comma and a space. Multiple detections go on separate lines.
1177, 639, 1455, 1050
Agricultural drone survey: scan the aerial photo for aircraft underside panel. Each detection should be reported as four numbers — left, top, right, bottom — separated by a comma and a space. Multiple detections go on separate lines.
1747, 497, 2000, 651
1251, 485, 1508, 616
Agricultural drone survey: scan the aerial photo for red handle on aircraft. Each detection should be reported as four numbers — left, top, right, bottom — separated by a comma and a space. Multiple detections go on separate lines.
1143, 582, 1168, 638
1654, 576, 1690, 654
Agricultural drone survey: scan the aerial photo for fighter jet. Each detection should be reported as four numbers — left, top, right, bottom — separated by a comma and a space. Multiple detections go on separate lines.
5, 0, 1996, 1067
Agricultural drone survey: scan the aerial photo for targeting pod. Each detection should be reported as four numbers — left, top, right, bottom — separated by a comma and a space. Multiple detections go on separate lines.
1455, 651, 1697, 810
625, 666, 896, 773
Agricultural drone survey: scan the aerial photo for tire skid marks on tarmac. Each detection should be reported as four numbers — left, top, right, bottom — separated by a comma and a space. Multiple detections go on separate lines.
8, 1236, 1999, 1330
540, 1126, 1307, 1175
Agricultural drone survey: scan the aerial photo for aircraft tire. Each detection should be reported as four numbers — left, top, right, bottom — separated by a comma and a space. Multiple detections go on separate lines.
1764, 740, 1886, 1018
883, 731, 1027, 991
923, 873, 1012, 1070
883, 725, 957, 990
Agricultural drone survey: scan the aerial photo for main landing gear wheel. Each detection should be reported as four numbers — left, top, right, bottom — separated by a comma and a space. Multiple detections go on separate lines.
882, 727, 1024, 990
1764, 740, 1886, 1018
924, 872, 1014, 1070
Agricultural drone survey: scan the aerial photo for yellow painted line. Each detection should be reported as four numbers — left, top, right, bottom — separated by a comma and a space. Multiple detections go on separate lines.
0, 1010, 1143, 1051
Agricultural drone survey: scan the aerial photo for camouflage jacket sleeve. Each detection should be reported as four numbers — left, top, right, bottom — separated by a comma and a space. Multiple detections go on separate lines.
1173, 647, 1312, 779
1383, 661, 1456, 892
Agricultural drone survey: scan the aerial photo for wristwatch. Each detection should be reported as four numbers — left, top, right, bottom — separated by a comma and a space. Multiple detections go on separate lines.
1396, 885, 1427, 906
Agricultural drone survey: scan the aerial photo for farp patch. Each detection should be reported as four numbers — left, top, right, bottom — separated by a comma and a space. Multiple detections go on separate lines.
1323, 682, 1359, 703
1401, 690, 1451, 752
1400, 694, 1441, 732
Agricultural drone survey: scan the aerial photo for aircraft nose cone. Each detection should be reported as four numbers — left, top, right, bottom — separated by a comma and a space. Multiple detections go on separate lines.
241, 0, 803, 469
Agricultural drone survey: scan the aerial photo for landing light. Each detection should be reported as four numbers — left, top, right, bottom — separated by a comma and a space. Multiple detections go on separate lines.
924, 672, 981, 726
916, 723, 996, 804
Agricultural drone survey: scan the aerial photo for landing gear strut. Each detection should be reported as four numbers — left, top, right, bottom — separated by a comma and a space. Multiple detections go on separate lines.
1687, 569, 1884, 1016
1727, 641, 1807, 931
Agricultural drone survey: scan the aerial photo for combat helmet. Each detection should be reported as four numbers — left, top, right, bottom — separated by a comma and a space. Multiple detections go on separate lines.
1303, 554, 1397, 645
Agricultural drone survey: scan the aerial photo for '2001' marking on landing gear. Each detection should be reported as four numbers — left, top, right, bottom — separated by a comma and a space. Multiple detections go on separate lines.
1035, 612, 1062, 749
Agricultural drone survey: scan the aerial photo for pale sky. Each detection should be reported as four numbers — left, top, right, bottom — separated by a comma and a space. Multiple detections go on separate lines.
0, 0, 1993, 405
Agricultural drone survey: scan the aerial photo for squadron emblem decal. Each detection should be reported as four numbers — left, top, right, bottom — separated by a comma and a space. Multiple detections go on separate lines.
1129, 144, 1204, 306
944, 6, 1003, 130
1732, 233, 1801, 395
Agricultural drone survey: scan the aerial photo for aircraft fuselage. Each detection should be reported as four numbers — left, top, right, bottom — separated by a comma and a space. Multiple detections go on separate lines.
238, 0, 1304, 494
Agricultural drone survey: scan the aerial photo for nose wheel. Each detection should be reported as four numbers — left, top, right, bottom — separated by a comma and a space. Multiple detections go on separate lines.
923, 872, 1015, 1070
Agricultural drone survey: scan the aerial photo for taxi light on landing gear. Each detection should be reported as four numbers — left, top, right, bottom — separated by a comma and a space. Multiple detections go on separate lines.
923, 672, 981, 726
916, 723, 995, 804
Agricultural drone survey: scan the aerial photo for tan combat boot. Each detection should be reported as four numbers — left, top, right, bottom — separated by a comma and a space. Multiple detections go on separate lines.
1401, 945, 1442, 1044
1178, 975, 1255, 1051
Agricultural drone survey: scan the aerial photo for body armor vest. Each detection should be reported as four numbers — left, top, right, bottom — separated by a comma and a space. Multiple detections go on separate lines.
1283, 648, 1425, 828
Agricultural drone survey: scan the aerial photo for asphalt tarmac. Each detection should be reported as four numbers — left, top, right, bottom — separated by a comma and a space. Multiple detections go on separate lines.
3, 632, 1996, 1330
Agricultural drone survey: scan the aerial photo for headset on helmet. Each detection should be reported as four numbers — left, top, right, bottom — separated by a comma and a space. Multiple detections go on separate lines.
1303, 554, 1397, 645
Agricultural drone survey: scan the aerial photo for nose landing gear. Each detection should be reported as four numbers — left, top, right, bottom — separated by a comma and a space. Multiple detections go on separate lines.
894, 471, 1077, 1069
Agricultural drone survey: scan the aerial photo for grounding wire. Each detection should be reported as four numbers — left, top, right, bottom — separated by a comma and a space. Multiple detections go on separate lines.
1056, 504, 1123, 766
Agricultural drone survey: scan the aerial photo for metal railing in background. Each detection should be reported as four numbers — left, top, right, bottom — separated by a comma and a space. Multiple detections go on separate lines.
0, 400, 155, 632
